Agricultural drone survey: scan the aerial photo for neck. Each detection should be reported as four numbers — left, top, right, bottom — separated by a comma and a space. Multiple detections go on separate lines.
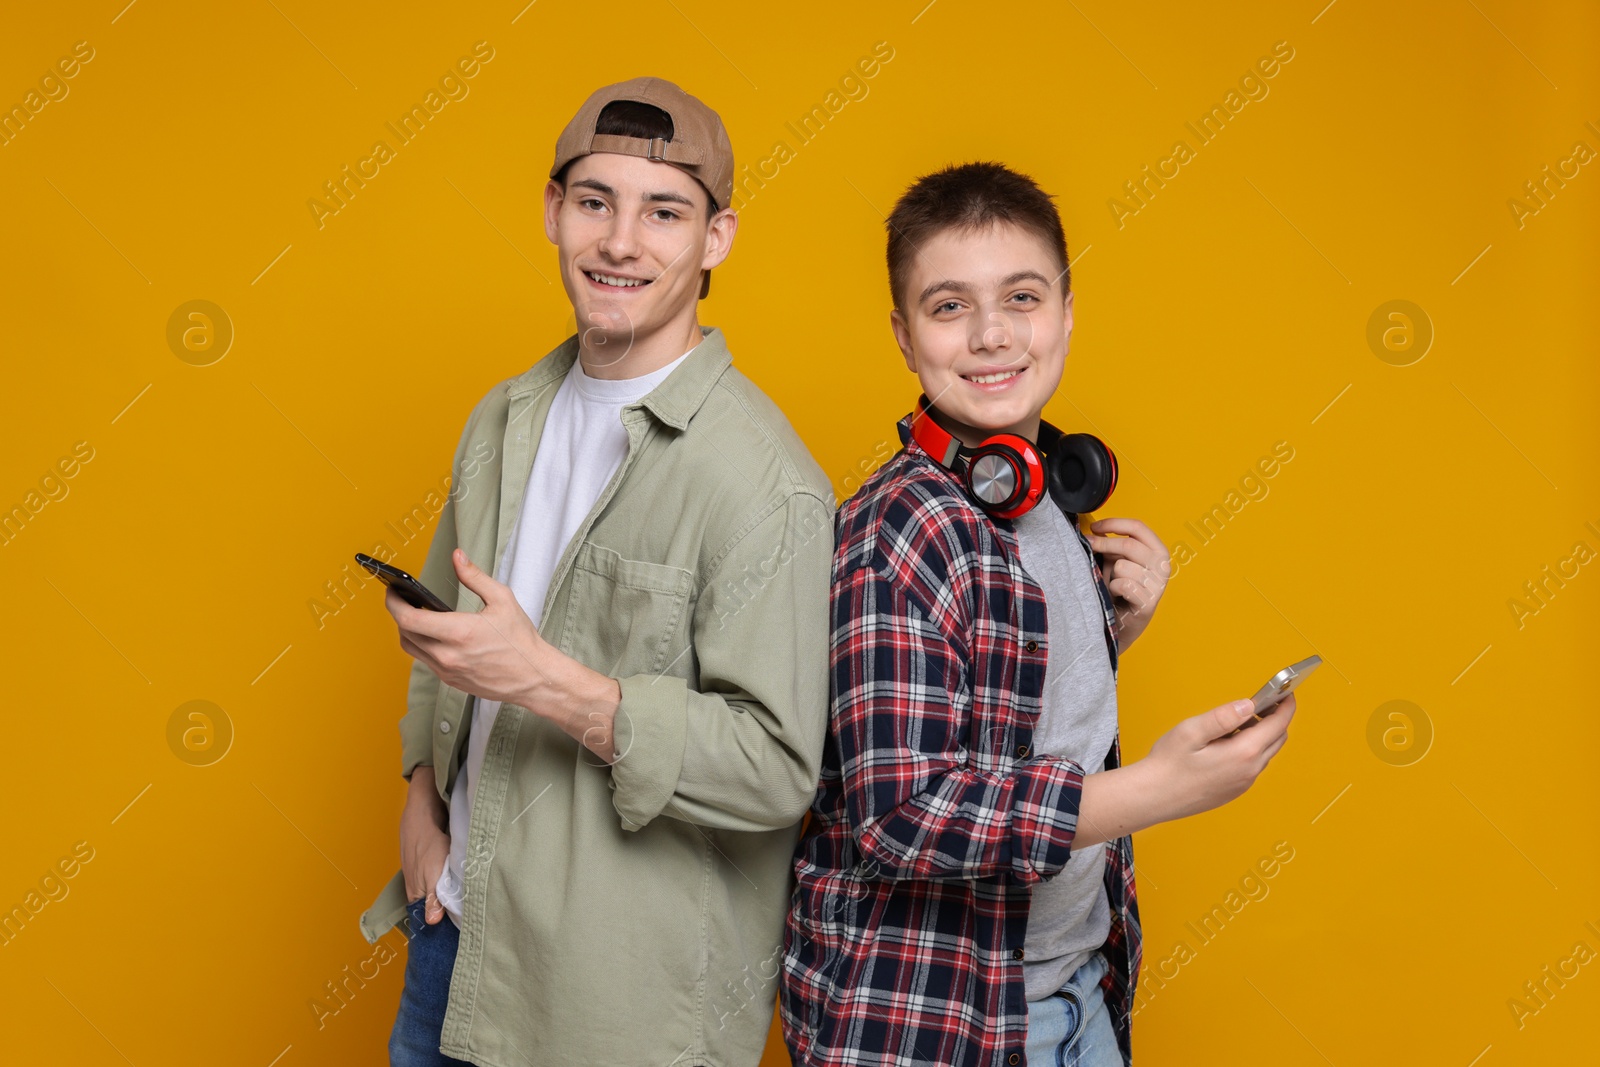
927, 404, 1042, 449
578, 310, 703, 380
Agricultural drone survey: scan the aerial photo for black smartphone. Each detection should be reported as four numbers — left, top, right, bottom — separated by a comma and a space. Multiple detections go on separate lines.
354, 553, 452, 612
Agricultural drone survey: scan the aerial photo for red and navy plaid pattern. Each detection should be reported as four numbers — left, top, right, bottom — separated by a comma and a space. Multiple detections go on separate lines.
780, 413, 1141, 1067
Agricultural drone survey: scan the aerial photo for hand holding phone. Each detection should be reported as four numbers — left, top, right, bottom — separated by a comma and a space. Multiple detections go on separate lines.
1229, 654, 1320, 735
355, 553, 452, 612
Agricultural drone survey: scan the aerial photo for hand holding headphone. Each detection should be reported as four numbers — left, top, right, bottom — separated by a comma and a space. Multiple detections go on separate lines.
907, 395, 1117, 520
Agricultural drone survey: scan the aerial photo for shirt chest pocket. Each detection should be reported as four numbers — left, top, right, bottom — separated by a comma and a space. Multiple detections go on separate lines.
558, 541, 696, 679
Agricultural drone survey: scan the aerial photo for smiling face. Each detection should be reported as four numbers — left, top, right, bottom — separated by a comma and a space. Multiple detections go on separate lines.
890, 221, 1073, 446
544, 152, 736, 374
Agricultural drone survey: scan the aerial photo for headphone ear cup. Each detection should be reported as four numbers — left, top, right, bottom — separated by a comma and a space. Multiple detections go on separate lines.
1047, 433, 1117, 513
967, 437, 1044, 518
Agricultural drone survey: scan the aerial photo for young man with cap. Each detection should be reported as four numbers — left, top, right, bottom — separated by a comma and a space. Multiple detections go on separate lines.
357, 77, 834, 1067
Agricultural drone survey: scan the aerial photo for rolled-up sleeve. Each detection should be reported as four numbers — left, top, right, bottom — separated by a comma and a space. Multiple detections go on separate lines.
834, 512, 1086, 885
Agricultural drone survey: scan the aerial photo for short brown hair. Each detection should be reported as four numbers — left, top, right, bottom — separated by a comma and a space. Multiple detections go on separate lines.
885, 161, 1069, 310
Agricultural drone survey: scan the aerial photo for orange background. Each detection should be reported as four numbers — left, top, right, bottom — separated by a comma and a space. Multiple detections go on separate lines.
3, 1, 1596, 1064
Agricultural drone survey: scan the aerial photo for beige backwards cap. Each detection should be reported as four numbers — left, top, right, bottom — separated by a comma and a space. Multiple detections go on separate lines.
550, 77, 734, 211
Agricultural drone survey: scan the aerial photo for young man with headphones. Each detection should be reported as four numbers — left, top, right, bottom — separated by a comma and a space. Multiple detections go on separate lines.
779, 162, 1297, 1067
358, 79, 834, 1066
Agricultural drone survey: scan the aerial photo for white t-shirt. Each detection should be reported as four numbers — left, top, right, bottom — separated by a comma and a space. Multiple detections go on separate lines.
434, 344, 695, 928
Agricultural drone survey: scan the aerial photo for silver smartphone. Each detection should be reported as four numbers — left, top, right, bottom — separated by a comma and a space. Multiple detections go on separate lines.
1250, 654, 1322, 716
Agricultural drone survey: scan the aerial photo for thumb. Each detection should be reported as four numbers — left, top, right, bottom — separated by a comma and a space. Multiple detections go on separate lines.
452, 548, 498, 605
1203, 699, 1257, 741
425, 890, 443, 925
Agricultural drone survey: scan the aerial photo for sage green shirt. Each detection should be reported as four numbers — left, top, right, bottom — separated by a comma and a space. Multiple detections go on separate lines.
358, 326, 833, 1067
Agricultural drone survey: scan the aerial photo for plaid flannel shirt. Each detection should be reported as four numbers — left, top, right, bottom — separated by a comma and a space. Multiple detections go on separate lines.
780, 412, 1142, 1067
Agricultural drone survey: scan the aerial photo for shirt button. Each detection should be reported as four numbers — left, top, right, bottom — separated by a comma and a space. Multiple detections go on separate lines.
439, 721, 451, 734
1013, 948, 1024, 961
1009, 1054, 1021, 1065
1025, 640, 1038, 652
1016, 744, 1029, 757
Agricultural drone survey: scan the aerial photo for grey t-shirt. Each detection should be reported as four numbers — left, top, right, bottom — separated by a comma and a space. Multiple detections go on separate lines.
1011, 501, 1119, 1001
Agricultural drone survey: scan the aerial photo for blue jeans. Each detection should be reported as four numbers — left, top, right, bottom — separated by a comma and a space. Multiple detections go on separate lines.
1024, 950, 1124, 1067
389, 898, 474, 1067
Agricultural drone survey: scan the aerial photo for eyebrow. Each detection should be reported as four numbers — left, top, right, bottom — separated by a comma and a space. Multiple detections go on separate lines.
917, 269, 1053, 306
570, 178, 696, 210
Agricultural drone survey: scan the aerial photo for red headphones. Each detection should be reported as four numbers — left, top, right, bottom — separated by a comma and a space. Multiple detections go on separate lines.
907, 395, 1118, 520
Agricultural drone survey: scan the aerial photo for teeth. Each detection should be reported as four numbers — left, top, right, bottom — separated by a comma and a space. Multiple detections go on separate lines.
587, 271, 648, 288
966, 369, 1020, 384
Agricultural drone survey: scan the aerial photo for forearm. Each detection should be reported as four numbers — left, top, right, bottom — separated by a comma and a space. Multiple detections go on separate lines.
516, 656, 622, 762
1072, 759, 1170, 848
404, 765, 447, 828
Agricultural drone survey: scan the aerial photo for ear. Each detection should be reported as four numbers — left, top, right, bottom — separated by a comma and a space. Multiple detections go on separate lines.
700, 207, 738, 272
890, 307, 916, 373
1061, 289, 1075, 356
543, 179, 565, 245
